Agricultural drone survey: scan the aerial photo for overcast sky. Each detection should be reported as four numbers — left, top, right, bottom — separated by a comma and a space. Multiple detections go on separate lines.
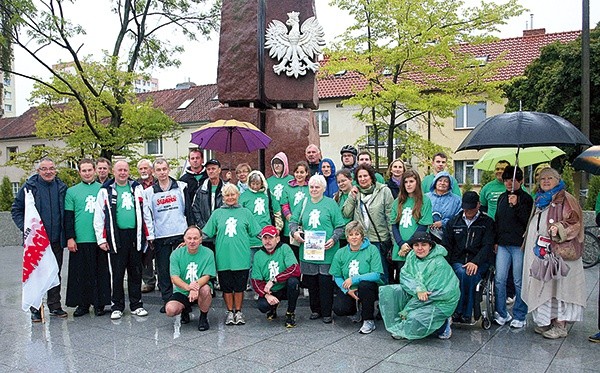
11, 0, 600, 115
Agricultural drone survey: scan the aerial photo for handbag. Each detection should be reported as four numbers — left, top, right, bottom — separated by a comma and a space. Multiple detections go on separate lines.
530, 252, 570, 282
290, 198, 307, 246
551, 240, 583, 261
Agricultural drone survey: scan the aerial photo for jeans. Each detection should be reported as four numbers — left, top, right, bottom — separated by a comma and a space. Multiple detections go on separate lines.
451, 262, 489, 319
495, 245, 527, 321
257, 277, 300, 313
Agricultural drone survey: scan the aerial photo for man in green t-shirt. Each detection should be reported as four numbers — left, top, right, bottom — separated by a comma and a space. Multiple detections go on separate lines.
65, 159, 111, 317
166, 226, 216, 331
251, 225, 301, 328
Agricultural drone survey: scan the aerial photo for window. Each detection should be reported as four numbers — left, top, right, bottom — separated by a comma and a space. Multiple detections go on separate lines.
3, 76, 10, 86
11, 182, 20, 197
177, 99, 194, 110
454, 160, 482, 185
366, 125, 386, 147
315, 110, 329, 136
147, 138, 163, 155
455, 102, 486, 129
4, 104, 12, 112
3, 90, 11, 100
7, 146, 17, 161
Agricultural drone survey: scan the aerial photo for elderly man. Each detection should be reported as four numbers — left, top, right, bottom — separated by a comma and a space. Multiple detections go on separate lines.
94, 160, 153, 320
65, 159, 111, 317
421, 152, 461, 196
136, 158, 157, 293
143, 158, 190, 313
305, 144, 321, 176
12, 157, 68, 321
251, 225, 301, 328
442, 191, 494, 324
166, 226, 215, 331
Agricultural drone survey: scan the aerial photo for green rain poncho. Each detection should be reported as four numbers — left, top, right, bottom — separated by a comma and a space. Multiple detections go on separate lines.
379, 244, 459, 340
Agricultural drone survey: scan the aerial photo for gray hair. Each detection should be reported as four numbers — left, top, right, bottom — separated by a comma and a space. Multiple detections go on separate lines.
137, 158, 153, 169
344, 221, 365, 238
153, 158, 169, 168
308, 174, 327, 189
539, 167, 561, 181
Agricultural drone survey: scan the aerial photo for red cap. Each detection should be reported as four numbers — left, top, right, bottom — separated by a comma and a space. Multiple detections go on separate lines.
259, 225, 278, 237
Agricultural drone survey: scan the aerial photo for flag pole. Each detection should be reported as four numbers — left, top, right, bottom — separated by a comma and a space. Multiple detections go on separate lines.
40, 304, 45, 324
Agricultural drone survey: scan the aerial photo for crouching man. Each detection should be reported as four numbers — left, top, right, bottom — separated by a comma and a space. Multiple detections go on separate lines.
251, 225, 301, 328
165, 226, 216, 331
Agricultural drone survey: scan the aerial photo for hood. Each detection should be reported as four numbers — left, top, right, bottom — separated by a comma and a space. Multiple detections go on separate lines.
246, 170, 269, 194
271, 152, 290, 178
430, 171, 453, 194
318, 158, 337, 180
184, 165, 204, 176
413, 243, 448, 261
346, 237, 372, 251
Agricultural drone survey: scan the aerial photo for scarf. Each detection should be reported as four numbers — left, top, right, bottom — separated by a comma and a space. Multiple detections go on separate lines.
391, 176, 402, 186
358, 184, 375, 195
535, 180, 566, 209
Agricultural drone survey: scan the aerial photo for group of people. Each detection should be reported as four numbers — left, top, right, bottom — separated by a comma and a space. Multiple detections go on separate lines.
9, 145, 598, 343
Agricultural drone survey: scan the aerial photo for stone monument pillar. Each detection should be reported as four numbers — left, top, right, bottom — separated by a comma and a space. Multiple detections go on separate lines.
209, 0, 322, 176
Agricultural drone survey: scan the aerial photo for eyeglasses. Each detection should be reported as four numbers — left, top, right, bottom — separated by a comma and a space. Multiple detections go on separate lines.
39, 167, 56, 172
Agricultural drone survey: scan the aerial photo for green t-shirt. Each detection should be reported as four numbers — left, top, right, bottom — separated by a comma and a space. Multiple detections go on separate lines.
169, 245, 216, 296
65, 181, 102, 243
422, 173, 462, 196
280, 183, 309, 235
267, 175, 293, 202
251, 244, 298, 292
203, 206, 261, 271
479, 179, 505, 220
390, 195, 433, 261
329, 244, 384, 290
115, 184, 136, 229
292, 196, 346, 265
239, 190, 281, 247
596, 193, 600, 215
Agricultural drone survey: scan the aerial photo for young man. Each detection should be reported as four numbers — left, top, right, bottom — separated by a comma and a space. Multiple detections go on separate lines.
340, 145, 358, 173
96, 157, 112, 185
356, 151, 385, 183
493, 166, 533, 329
137, 158, 156, 293
180, 148, 207, 205
65, 159, 111, 317
251, 225, 301, 328
94, 160, 152, 320
442, 191, 494, 324
165, 226, 215, 331
143, 158, 190, 313
421, 152, 461, 196
12, 157, 68, 321
479, 160, 511, 220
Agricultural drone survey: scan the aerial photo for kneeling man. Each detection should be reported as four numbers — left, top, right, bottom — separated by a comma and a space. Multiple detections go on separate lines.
165, 226, 216, 331
251, 225, 301, 328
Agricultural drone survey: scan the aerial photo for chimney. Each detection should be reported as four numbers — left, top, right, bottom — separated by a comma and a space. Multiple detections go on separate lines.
523, 28, 546, 37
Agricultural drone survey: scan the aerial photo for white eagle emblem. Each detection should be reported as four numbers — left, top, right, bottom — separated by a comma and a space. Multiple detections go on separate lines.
265, 11, 325, 78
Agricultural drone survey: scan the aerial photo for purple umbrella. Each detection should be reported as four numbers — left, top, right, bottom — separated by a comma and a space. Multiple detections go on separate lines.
190, 119, 272, 153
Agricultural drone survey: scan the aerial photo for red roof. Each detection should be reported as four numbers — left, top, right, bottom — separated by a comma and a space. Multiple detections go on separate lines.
318, 29, 581, 99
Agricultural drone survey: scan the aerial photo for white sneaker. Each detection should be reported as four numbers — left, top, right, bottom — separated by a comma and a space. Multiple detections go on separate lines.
494, 311, 512, 326
131, 307, 148, 317
110, 310, 123, 320
506, 297, 515, 305
225, 311, 235, 325
510, 319, 526, 328
234, 311, 246, 325
359, 320, 376, 334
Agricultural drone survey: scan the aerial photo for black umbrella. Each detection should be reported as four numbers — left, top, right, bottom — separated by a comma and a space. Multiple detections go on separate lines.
456, 111, 592, 151
573, 145, 600, 175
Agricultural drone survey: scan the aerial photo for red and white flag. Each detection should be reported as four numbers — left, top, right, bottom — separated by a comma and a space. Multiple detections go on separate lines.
21, 189, 60, 311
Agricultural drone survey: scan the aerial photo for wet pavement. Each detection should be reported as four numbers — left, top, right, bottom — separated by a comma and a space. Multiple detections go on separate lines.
0, 245, 598, 372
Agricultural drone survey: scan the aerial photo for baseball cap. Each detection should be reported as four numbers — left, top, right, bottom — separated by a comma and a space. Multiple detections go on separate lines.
462, 191, 479, 210
259, 225, 278, 238
204, 159, 221, 167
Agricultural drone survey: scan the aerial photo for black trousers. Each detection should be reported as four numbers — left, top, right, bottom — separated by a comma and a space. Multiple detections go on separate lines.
333, 281, 379, 321
66, 242, 111, 308
110, 229, 143, 312
303, 274, 334, 317
154, 235, 183, 303
257, 277, 300, 313
44, 241, 64, 311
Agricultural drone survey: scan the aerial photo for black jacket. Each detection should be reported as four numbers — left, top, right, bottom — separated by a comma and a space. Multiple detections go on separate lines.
191, 178, 224, 231
442, 211, 495, 265
179, 167, 207, 204
494, 189, 533, 246
386, 179, 400, 199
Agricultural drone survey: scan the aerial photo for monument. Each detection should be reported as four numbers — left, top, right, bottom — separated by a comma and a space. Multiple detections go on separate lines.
208, 0, 324, 176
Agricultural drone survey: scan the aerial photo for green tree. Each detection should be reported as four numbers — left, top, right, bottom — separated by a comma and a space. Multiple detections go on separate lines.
324, 0, 524, 168
0, 176, 14, 211
585, 175, 600, 211
562, 161, 575, 195
504, 24, 600, 145
0, 0, 219, 162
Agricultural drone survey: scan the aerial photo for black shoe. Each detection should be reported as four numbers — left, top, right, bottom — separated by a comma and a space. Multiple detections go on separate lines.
452, 313, 461, 323
322, 316, 333, 324
94, 307, 107, 316
49, 308, 68, 318
198, 314, 210, 331
73, 306, 89, 317
181, 311, 190, 324
160, 306, 166, 314
266, 308, 278, 321
285, 312, 296, 328
309, 312, 322, 320
31, 308, 42, 323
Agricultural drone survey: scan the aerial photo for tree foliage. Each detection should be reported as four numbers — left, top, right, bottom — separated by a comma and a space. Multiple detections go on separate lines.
504, 24, 600, 145
324, 0, 524, 167
585, 175, 600, 211
0, 176, 14, 211
0, 0, 219, 163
